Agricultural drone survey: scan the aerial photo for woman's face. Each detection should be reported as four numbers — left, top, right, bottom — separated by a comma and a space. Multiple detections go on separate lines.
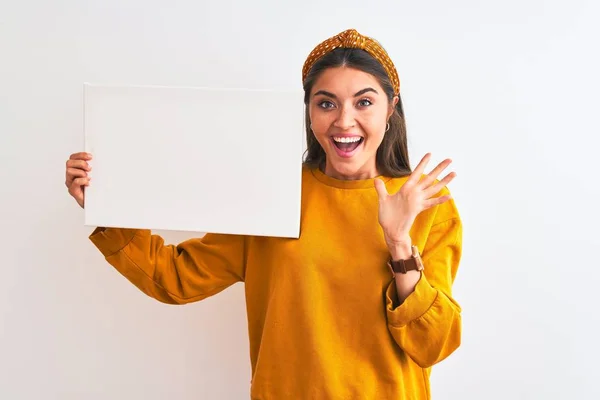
309, 66, 397, 180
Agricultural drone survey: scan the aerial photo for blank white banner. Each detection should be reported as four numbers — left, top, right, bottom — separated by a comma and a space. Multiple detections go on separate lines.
83, 83, 304, 238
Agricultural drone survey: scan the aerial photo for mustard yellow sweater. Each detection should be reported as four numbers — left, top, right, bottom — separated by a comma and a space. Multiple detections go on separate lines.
89, 165, 463, 399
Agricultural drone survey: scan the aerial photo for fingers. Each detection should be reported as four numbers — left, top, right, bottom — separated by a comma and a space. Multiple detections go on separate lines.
66, 152, 92, 208
68, 177, 90, 206
374, 178, 389, 200
65, 159, 91, 187
69, 152, 92, 161
423, 194, 453, 210
423, 158, 452, 185
71, 177, 91, 188
413, 154, 455, 191
65, 167, 88, 186
424, 171, 457, 198
66, 167, 88, 178
66, 159, 91, 171
407, 153, 432, 184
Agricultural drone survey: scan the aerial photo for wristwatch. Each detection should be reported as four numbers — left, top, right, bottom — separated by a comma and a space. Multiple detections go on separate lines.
388, 245, 424, 277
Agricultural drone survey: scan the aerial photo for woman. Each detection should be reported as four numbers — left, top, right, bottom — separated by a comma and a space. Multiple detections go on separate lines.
65, 28, 462, 400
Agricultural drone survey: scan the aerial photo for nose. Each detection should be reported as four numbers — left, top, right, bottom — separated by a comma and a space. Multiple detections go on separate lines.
333, 104, 356, 130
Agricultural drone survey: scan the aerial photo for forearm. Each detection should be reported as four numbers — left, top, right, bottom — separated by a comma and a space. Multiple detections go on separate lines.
384, 217, 463, 367
89, 228, 246, 304
385, 240, 461, 368
388, 239, 421, 304
385, 277, 462, 368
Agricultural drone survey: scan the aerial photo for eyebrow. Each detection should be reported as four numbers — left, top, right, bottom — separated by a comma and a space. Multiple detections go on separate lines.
313, 87, 379, 100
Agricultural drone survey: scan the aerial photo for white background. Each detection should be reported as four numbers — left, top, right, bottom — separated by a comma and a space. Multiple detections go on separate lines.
1, 0, 599, 399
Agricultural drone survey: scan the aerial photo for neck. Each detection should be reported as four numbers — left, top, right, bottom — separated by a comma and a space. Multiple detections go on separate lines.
322, 160, 380, 181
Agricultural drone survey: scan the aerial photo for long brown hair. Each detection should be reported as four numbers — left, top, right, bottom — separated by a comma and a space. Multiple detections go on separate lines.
302, 47, 411, 178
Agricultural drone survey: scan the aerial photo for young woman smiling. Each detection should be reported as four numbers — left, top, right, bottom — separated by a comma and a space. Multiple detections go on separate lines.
65, 29, 463, 400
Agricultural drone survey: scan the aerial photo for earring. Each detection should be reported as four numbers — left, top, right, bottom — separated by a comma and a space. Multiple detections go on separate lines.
385, 123, 390, 132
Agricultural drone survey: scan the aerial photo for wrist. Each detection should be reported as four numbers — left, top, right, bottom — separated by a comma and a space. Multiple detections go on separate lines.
387, 238, 412, 260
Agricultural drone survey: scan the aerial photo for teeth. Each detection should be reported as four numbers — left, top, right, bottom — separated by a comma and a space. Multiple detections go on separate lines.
333, 137, 362, 143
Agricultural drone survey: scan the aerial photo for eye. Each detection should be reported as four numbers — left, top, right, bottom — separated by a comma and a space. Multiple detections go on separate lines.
318, 100, 336, 109
358, 98, 372, 107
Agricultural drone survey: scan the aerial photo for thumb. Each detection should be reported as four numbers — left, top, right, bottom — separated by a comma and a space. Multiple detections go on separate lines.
374, 178, 388, 200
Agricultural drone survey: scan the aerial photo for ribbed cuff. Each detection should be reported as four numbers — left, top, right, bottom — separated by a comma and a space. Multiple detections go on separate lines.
386, 272, 438, 327
89, 227, 139, 257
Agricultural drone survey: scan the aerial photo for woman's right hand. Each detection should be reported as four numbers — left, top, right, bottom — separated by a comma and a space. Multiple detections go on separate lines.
66, 152, 92, 208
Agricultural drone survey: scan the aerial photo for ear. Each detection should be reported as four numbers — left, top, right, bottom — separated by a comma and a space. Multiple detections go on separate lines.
387, 96, 399, 119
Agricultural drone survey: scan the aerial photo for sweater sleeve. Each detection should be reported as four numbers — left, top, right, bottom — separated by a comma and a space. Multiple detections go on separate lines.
385, 202, 463, 368
89, 227, 247, 305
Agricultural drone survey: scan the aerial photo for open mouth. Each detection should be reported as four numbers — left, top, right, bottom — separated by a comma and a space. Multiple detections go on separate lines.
332, 136, 364, 154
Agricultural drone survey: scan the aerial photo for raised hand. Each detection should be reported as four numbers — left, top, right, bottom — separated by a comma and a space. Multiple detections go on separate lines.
65, 152, 92, 208
374, 153, 456, 248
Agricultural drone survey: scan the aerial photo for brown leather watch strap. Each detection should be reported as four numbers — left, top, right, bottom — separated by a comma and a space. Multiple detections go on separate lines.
387, 245, 424, 275
389, 257, 420, 274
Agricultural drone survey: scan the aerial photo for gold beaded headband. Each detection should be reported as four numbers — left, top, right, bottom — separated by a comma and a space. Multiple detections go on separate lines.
302, 28, 400, 95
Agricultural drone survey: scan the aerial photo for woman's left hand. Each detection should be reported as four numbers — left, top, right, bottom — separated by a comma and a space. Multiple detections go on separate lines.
374, 153, 456, 249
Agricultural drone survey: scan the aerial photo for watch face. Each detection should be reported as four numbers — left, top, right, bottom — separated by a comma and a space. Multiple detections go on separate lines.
411, 245, 419, 257
410, 246, 424, 271
417, 257, 424, 271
